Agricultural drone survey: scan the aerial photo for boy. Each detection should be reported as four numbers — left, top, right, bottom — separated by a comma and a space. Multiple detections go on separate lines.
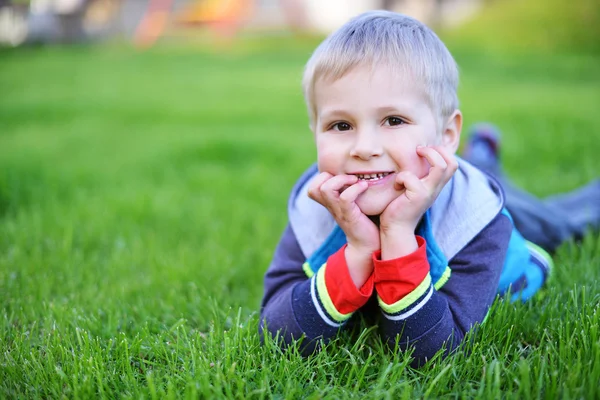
259, 10, 552, 366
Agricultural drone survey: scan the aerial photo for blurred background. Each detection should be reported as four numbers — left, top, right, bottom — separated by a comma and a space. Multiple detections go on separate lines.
0, 0, 598, 51
0, 0, 500, 46
0, 0, 599, 347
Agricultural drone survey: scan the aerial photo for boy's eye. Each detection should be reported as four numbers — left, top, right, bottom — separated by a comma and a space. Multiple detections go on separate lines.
385, 117, 406, 126
331, 122, 352, 131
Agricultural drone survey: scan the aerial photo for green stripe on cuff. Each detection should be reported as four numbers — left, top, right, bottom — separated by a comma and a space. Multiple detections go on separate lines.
315, 265, 353, 323
302, 262, 315, 278
434, 266, 452, 290
378, 273, 432, 314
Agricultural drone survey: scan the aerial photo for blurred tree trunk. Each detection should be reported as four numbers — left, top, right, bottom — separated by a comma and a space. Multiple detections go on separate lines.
56, 0, 90, 42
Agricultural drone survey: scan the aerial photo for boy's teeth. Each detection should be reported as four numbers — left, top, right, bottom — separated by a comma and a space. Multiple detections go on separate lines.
356, 172, 390, 180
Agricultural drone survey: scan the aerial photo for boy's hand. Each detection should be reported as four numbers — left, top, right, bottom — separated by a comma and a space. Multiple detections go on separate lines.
308, 172, 380, 287
379, 146, 458, 260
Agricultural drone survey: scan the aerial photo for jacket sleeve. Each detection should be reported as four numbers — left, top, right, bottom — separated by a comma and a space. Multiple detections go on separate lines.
259, 224, 373, 353
376, 212, 512, 366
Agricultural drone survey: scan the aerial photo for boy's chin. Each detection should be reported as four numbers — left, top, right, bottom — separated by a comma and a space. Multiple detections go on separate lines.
355, 195, 394, 216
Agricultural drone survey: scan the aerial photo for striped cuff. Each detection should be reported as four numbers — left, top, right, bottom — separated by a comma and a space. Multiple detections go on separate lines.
378, 274, 433, 320
373, 236, 433, 320
309, 270, 349, 327
374, 236, 429, 299
310, 247, 374, 327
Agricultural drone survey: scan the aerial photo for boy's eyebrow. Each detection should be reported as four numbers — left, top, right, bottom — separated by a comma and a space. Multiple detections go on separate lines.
319, 105, 418, 120
376, 105, 409, 114
318, 108, 352, 120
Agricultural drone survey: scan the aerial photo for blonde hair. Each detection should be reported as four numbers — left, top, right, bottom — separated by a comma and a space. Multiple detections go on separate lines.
303, 11, 459, 131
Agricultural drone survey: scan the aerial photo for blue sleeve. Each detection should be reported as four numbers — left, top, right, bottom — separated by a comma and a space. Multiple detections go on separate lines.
377, 212, 512, 366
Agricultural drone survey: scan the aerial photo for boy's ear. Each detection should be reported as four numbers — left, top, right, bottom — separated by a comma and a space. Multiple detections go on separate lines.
441, 110, 462, 153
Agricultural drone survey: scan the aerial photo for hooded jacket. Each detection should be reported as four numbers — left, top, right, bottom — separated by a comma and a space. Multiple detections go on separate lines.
260, 158, 551, 364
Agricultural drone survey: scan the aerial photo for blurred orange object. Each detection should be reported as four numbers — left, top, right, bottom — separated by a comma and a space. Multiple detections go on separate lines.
178, 0, 252, 25
134, 0, 174, 48
134, 0, 253, 48
178, 0, 253, 39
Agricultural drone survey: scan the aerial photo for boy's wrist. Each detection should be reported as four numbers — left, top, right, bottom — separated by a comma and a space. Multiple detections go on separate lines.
344, 244, 375, 288
345, 239, 379, 256
380, 228, 418, 260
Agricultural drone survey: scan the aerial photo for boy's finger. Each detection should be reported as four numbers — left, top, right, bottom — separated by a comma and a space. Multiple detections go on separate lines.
320, 174, 359, 199
417, 146, 447, 169
430, 145, 459, 174
339, 181, 369, 205
417, 146, 450, 185
395, 171, 425, 193
308, 172, 333, 201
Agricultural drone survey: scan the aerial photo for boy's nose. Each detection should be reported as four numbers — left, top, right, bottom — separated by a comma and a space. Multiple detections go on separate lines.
350, 130, 383, 160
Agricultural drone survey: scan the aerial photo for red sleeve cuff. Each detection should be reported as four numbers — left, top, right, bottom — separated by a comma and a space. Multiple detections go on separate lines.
373, 236, 430, 305
324, 245, 374, 314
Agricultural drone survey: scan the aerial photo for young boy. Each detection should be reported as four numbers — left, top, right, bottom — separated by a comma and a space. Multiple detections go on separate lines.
259, 10, 553, 366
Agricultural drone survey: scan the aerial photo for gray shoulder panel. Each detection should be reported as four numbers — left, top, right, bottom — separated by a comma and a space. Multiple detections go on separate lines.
287, 164, 336, 259
430, 158, 505, 260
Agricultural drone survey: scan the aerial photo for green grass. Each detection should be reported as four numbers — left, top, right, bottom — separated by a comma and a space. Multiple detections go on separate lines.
443, 0, 600, 55
1, 38, 599, 398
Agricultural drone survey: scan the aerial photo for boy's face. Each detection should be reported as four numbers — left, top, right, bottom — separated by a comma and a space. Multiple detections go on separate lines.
313, 65, 446, 216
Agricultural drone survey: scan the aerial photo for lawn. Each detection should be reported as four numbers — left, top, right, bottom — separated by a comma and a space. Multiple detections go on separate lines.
1, 38, 599, 398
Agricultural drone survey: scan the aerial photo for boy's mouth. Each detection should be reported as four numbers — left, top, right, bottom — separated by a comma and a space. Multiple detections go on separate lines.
352, 172, 393, 182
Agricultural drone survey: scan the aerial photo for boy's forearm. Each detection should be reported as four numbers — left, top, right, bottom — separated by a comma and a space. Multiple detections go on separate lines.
260, 224, 336, 348
261, 259, 371, 353
377, 213, 512, 366
260, 278, 343, 352
261, 225, 372, 352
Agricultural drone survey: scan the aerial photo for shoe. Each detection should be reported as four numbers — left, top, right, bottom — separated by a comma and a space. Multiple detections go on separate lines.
462, 123, 502, 173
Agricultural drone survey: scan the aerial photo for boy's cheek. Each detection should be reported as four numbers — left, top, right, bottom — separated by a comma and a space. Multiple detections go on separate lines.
316, 158, 330, 174
316, 149, 339, 175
